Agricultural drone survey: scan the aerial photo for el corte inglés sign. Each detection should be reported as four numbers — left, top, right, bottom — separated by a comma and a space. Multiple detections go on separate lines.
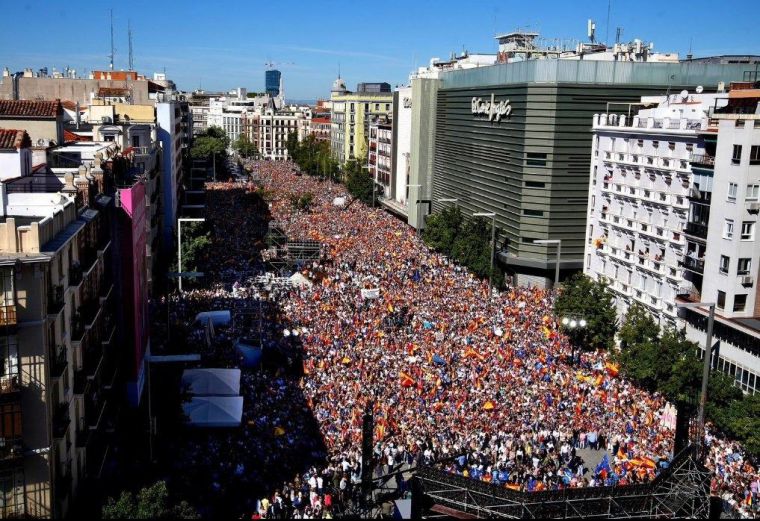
471, 94, 512, 122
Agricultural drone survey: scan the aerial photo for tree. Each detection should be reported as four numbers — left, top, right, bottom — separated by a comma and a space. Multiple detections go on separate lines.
289, 192, 314, 212
723, 393, 760, 456
232, 134, 258, 159
344, 160, 374, 204
286, 131, 300, 162
102, 481, 199, 519
617, 303, 660, 350
179, 222, 211, 274
422, 206, 464, 255
554, 273, 618, 351
190, 126, 229, 180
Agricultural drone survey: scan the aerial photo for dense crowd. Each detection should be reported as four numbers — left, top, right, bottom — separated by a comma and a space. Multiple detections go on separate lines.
165, 160, 758, 518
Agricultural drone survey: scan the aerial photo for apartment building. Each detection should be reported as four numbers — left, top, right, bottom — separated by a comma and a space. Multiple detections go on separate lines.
368, 116, 393, 198
245, 102, 312, 161
0, 131, 117, 517
310, 116, 331, 143
329, 80, 393, 164
0, 100, 64, 147
585, 84, 760, 393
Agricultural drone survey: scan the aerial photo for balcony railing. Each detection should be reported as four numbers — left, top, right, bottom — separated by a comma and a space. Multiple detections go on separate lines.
0, 305, 17, 328
80, 247, 98, 274
680, 256, 705, 274
52, 404, 70, 439
47, 285, 65, 315
69, 263, 83, 287
50, 345, 68, 378
71, 313, 86, 342
689, 153, 715, 167
684, 221, 709, 239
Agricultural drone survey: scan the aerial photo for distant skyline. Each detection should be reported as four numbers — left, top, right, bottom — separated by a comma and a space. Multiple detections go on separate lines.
2, 0, 759, 100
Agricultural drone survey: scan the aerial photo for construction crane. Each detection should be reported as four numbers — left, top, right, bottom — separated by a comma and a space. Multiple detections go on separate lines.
264, 60, 294, 69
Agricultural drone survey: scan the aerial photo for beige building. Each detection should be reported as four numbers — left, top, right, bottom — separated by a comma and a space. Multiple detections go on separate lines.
330, 80, 393, 164
0, 100, 64, 148
0, 130, 116, 517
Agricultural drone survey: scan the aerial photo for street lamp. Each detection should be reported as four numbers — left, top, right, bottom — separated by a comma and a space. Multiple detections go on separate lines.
473, 212, 496, 295
177, 217, 206, 292
560, 314, 587, 365
534, 239, 562, 288
675, 301, 716, 458
437, 198, 459, 210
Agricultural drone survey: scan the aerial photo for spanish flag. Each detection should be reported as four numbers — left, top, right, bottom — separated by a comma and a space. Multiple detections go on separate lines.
273, 426, 286, 437
464, 346, 485, 361
506, 483, 521, 491
388, 303, 394, 313
400, 371, 415, 388
641, 457, 656, 469
605, 362, 620, 377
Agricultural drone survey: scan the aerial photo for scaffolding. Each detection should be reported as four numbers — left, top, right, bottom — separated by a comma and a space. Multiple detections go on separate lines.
411, 445, 711, 519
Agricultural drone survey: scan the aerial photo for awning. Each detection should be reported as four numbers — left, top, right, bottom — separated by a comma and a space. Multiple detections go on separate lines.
194, 310, 231, 327
183, 396, 243, 428
181, 368, 241, 396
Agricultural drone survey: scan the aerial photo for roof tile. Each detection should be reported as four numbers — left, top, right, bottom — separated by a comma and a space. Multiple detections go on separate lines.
0, 100, 61, 119
0, 129, 31, 150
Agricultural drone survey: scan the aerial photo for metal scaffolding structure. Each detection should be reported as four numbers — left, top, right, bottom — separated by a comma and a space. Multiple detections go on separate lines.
262, 222, 324, 273
411, 445, 711, 519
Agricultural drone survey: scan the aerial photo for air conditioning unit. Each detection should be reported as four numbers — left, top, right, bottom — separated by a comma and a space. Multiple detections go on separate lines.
741, 275, 754, 286
747, 202, 760, 214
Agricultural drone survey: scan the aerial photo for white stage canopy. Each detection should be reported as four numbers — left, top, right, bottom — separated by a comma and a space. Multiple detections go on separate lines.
194, 310, 231, 327
181, 368, 241, 396
183, 396, 243, 428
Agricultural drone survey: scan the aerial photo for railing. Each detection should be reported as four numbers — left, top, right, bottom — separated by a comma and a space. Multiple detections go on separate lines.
80, 246, 98, 273
0, 305, 17, 327
69, 263, 83, 287
79, 299, 101, 328
47, 285, 65, 315
71, 313, 86, 342
0, 437, 23, 461
50, 345, 68, 378
52, 404, 70, 438
689, 153, 715, 166
0, 375, 19, 395
684, 221, 709, 239
680, 256, 705, 273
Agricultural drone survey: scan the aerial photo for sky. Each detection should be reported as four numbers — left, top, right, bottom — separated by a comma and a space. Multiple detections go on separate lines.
2, 0, 759, 100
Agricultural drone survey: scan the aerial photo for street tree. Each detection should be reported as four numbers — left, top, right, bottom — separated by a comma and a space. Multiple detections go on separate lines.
554, 273, 618, 351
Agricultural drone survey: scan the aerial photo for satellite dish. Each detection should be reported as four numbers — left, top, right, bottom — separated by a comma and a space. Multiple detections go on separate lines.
680, 89, 689, 100
696, 85, 704, 94
36, 138, 46, 146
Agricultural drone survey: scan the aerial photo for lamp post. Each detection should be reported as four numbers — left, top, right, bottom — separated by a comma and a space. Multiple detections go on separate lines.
560, 315, 587, 365
437, 198, 459, 210
177, 217, 205, 292
473, 212, 496, 295
675, 301, 716, 458
534, 239, 562, 288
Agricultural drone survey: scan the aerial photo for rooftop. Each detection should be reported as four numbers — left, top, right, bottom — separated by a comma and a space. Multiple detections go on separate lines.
0, 129, 31, 150
0, 100, 61, 118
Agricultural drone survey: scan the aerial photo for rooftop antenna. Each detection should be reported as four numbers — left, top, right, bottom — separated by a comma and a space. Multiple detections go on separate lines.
109, 9, 115, 70
338, 62, 341, 79
128, 19, 134, 70
605, 0, 612, 45
615, 27, 623, 44
686, 37, 694, 60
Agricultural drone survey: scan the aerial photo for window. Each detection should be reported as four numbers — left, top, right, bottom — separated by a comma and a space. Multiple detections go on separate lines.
751, 145, 760, 165
724, 219, 734, 239
736, 119, 746, 128
720, 255, 731, 274
668, 142, 676, 151
741, 221, 755, 240
652, 141, 659, 148
686, 143, 694, 152
526, 152, 547, 167
732, 144, 742, 165
738, 258, 752, 275
525, 181, 546, 188
717, 290, 726, 309
734, 294, 748, 312
728, 183, 738, 201
374, 103, 379, 110
637, 139, 644, 147
350, 103, 355, 113
523, 209, 544, 216
747, 184, 760, 201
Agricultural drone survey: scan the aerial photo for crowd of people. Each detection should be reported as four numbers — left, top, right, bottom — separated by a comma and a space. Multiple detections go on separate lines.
162, 159, 758, 518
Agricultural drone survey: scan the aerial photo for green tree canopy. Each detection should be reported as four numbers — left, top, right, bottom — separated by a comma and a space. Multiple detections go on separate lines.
422, 206, 464, 256
190, 126, 229, 159
232, 134, 258, 159
554, 273, 618, 351
102, 481, 199, 519
344, 160, 374, 204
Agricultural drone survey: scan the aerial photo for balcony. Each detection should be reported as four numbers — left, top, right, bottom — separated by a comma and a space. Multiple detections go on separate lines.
52, 404, 70, 439
79, 246, 98, 274
0, 437, 23, 464
68, 264, 83, 287
689, 153, 715, 167
71, 313, 86, 343
0, 305, 17, 328
47, 285, 65, 316
50, 345, 68, 379
684, 221, 709, 240
680, 256, 705, 274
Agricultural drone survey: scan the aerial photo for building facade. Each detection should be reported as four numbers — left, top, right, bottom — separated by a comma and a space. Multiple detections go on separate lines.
368, 116, 393, 198
330, 80, 393, 164
244, 103, 312, 161
265, 70, 281, 97
586, 85, 760, 394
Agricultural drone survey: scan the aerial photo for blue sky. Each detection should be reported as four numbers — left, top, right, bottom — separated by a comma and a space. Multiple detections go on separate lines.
2, 0, 759, 100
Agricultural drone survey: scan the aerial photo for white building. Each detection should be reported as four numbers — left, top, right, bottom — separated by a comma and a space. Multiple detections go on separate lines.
585, 84, 760, 393
245, 102, 312, 161
206, 87, 285, 147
